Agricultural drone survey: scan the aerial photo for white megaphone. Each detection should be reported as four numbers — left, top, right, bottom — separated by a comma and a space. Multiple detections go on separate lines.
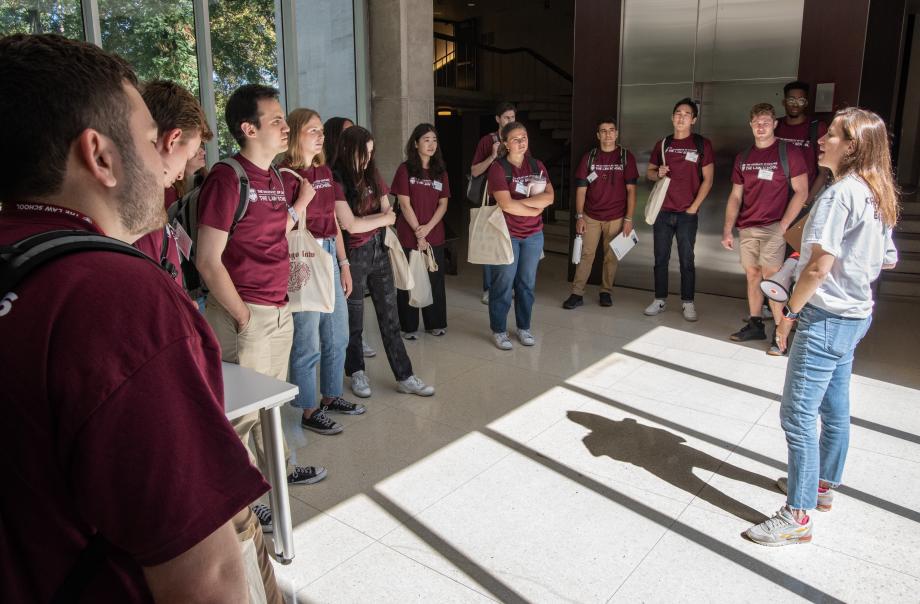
760, 254, 799, 302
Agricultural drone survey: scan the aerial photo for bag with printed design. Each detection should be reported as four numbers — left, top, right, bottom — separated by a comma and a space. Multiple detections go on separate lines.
468, 181, 514, 265
422, 245, 438, 272
408, 250, 433, 308
287, 212, 335, 313
645, 138, 670, 225
384, 226, 414, 290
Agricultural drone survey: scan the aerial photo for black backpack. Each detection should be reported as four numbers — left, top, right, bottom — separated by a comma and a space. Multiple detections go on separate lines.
166, 157, 281, 300
740, 140, 792, 198
466, 132, 501, 205
498, 155, 542, 186
577, 146, 628, 187
662, 133, 705, 182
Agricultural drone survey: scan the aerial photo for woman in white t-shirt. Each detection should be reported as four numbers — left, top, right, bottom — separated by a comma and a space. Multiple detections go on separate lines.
745, 108, 899, 547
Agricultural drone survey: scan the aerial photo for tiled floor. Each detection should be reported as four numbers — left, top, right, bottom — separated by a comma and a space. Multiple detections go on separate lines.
268, 253, 920, 603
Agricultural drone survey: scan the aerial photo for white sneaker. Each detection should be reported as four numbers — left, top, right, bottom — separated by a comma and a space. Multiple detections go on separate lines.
362, 342, 376, 358
493, 332, 513, 350
644, 299, 666, 316
350, 370, 372, 398
481, 290, 490, 305
682, 301, 698, 322
517, 329, 536, 346
402, 331, 419, 340
397, 375, 435, 396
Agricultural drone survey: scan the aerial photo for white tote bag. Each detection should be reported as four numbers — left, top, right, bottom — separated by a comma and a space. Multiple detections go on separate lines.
287, 214, 335, 313
644, 139, 670, 225
383, 226, 414, 290
468, 182, 514, 265
408, 250, 433, 308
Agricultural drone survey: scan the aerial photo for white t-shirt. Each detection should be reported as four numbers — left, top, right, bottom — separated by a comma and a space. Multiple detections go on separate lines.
795, 173, 898, 318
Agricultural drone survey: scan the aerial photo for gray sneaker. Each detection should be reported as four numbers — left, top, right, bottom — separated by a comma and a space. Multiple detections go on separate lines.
744, 507, 813, 546
402, 331, 419, 340
682, 301, 698, 321
350, 370, 372, 398
517, 329, 536, 346
397, 375, 435, 396
644, 299, 666, 316
252, 503, 273, 533
493, 332, 513, 350
362, 342, 376, 358
777, 477, 834, 511
481, 290, 489, 305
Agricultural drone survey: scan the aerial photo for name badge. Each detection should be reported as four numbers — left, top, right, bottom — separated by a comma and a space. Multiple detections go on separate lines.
172, 223, 193, 261
432, 180, 443, 192
685, 151, 699, 163
757, 169, 774, 181
586, 171, 598, 184
515, 182, 529, 196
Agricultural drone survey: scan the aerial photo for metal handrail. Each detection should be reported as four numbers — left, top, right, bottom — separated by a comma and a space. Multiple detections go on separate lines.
434, 32, 572, 82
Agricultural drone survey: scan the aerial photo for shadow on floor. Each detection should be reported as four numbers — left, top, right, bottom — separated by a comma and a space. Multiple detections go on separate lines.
569, 411, 777, 524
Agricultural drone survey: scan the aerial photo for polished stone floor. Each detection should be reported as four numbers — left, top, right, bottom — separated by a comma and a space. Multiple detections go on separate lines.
267, 253, 920, 603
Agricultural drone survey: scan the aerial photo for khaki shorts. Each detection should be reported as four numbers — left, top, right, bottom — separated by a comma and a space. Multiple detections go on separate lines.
739, 222, 785, 270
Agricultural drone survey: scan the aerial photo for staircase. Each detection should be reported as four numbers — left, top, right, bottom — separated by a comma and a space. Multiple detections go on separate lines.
879, 190, 920, 299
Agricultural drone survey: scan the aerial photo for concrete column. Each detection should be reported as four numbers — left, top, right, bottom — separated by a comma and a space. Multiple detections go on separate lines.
367, 0, 434, 183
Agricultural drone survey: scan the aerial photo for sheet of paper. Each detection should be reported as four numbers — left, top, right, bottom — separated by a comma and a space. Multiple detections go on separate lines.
610, 229, 639, 260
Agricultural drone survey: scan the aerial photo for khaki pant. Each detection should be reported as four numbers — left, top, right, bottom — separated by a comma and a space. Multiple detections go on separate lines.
739, 222, 785, 270
233, 507, 284, 604
205, 299, 294, 475
572, 216, 624, 295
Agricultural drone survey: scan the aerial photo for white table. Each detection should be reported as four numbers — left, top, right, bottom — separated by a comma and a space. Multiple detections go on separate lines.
222, 361, 298, 564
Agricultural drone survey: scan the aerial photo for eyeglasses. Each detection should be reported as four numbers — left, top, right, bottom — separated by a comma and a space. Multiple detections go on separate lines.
784, 97, 808, 106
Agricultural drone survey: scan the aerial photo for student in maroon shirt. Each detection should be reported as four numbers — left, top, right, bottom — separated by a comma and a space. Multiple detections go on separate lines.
564, 116, 639, 310
645, 98, 715, 321
471, 101, 517, 304
280, 108, 364, 439
723, 103, 809, 352
333, 126, 435, 398
775, 80, 829, 199
393, 123, 451, 338
133, 80, 212, 288
0, 33, 263, 603
486, 122, 555, 350
195, 85, 326, 537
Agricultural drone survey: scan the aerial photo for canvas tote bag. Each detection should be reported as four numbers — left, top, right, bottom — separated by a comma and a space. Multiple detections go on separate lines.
383, 226, 414, 290
287, 211, 335, 313
468, 181, 514, 265
644, 139, 671, 225
408, 250, 433, 308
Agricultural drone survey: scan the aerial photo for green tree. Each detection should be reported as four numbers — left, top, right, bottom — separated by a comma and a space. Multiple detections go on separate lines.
0, 0, 84, 38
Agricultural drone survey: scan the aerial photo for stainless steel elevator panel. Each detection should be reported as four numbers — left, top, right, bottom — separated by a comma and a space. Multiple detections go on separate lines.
614, 0, 804, 300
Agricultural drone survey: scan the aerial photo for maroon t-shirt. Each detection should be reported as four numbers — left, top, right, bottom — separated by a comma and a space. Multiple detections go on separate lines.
649, 135, 714, 212
336, 172, 390, 249
732, 140, 808, 229
392, 163, 451, 249
775, 117, 827, 187
280, 163, 340, 239
574, 147, 639, 221
0, 203, 268, 603
487, 157, 549, 239
471, 132, 501, 166
197, 154, 289, 306
133, 188, 183, 287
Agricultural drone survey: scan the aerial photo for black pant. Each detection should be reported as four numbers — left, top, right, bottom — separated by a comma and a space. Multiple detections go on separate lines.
396, 245, 447, 332
653, 210, 698, 301
345, 231, 413, 381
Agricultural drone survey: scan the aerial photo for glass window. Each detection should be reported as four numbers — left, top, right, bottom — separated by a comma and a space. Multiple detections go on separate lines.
99, 0, 199, 99
209, 0, 279, 156
0, 0, 85, 39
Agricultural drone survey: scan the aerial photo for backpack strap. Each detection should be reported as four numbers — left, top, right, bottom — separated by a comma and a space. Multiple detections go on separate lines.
778, 140, 792, 198
587, 147, 598, 173
692, 133, 705, 181
158, 226, 178, 279
50, 533, 111, 604
217, 157, 250, 237
808, 120, 819, 152
527, 155, 541, 178
661, 135, 672, 167
0, 230, 157, 298
499, 156, 513, 182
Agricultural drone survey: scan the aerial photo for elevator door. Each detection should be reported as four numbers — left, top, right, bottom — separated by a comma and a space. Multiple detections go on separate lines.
615, 0, 804, 299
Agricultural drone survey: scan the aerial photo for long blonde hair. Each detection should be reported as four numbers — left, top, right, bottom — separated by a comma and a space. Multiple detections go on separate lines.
833, 107, 900, 227
284, 108, 325, 169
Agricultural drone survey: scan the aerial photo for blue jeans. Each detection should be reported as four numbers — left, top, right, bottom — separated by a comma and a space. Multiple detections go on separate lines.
488, 231, 543, 333
652, 210, 697, 301
781, 304, 872, 510
482, 265, 492, 292
289, 238, 349, 411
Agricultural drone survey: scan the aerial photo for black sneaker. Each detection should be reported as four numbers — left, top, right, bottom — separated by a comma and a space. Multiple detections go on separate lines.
252, 503, 272, 533
323, 396, 366, 416
562, 294, 583, 309
599, 292, 613, 307
730, 317, 767, 342
301, 409, 344, 435
287, 465, 328, 485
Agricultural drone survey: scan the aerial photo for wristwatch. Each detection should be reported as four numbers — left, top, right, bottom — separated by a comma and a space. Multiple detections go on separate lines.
782, 306, 800, 321
575, 213, 584, 219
